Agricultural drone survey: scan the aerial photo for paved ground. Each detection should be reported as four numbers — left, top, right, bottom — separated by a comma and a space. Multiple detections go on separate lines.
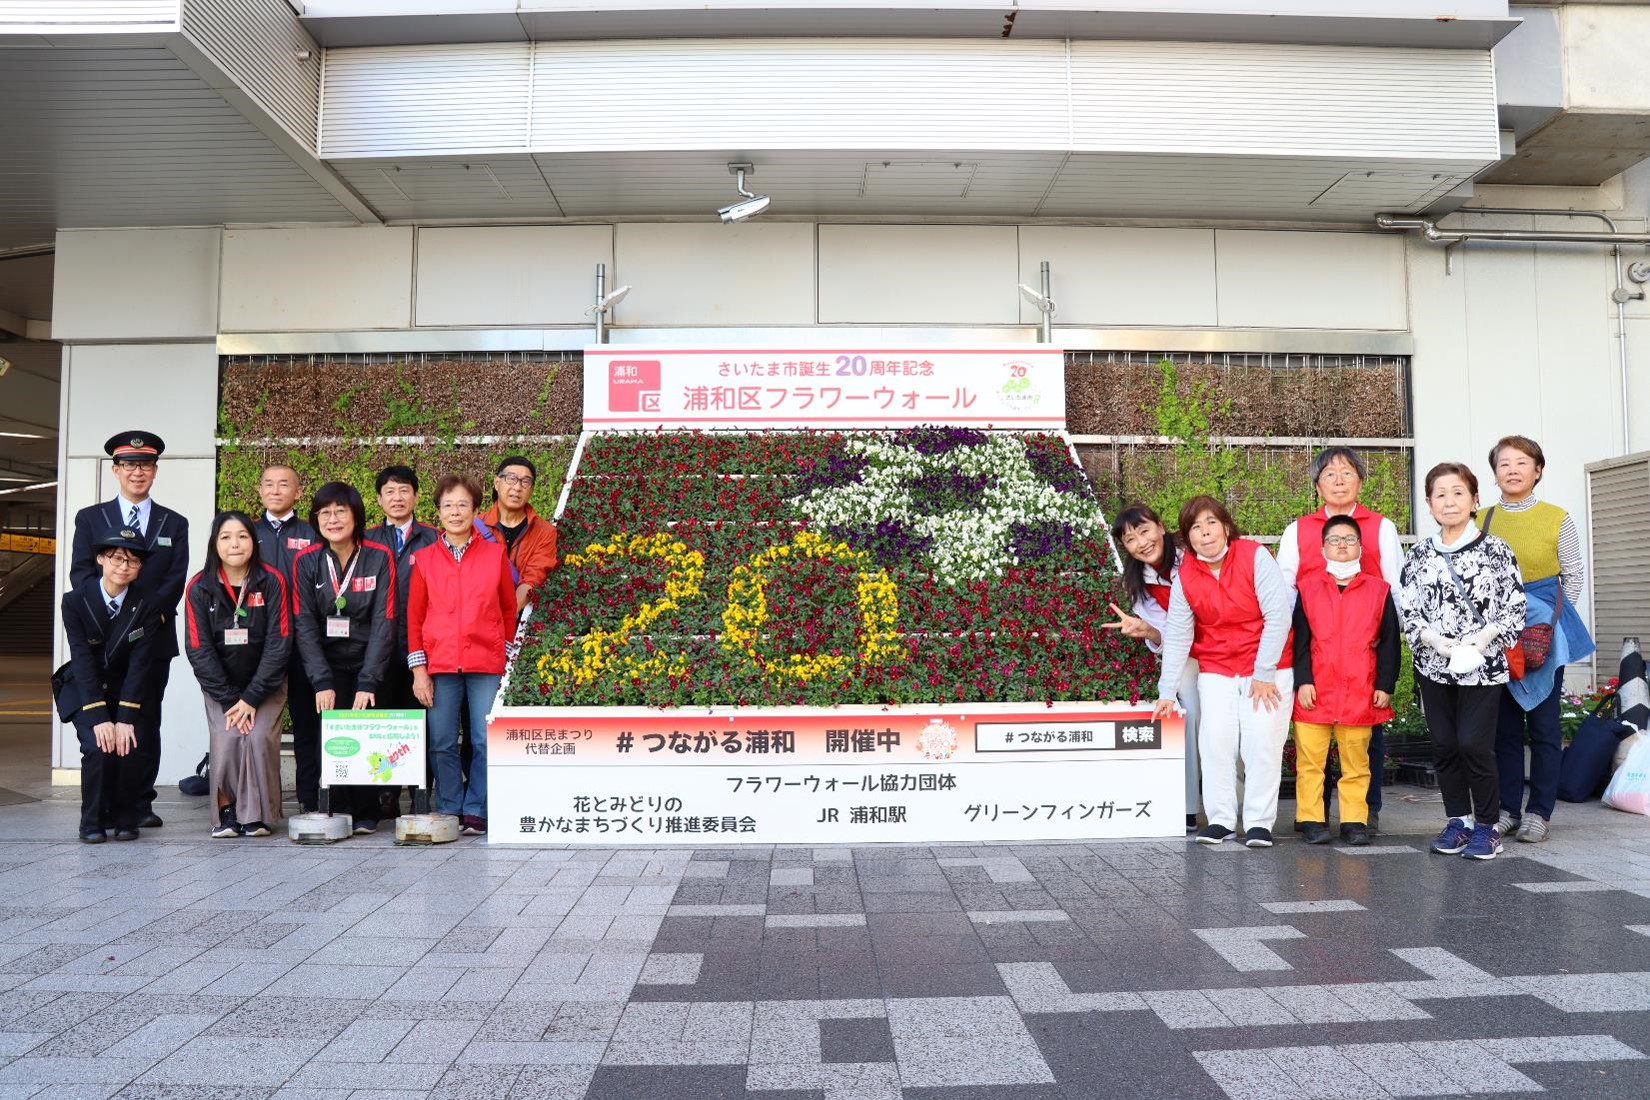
0, 771, 1648, 1100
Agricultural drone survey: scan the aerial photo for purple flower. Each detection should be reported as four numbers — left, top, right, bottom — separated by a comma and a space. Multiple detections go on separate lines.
796, 449, 870, 496
1026, 445, 1091, 496
904, 425, 987, 454
828, 520, 931, 569
909, 470, 992, 515
1008, 520, 1080, 562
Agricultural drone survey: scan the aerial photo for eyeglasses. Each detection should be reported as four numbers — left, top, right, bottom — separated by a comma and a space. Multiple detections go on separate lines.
498, 473, 534, 488
438, 500, 476, 512
113, 460, 156, 470
1323, 536, 1362, 548
103, 553, 142, 569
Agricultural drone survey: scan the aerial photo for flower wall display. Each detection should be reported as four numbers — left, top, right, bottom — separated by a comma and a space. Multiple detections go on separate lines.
506, 429, 1157, 707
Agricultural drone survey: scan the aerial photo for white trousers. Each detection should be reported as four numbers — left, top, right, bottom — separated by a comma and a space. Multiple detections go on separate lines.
1176, 658, 1202, 814
1196, 668, 1294, 833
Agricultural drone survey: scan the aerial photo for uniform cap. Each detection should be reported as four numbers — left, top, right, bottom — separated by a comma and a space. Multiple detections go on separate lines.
104, 431, 165, 460
94, 528, 152, 556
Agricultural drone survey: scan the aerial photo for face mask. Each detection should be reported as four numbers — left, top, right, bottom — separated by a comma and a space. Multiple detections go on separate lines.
1325, 558, 1362, 582
1196, 544, 1230, 565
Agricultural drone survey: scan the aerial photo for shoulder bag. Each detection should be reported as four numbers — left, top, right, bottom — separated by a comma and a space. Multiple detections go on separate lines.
1482, 506, 1560, 671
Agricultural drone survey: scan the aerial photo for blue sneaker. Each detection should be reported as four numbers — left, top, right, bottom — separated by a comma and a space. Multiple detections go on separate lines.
1430, 819, 1473, 855
1461, 823, 1503, 861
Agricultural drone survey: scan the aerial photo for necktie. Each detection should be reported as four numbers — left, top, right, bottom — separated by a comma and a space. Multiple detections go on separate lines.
270, 518, 281, 534
394, 527, 404, 553
107, 598, 119, 619
126, 505, 140, 531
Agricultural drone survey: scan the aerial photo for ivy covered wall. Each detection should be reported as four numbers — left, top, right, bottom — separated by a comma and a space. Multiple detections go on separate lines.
216, 353, 583, 521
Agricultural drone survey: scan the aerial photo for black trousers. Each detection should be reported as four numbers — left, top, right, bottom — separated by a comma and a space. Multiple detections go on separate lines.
288, 659, 321, 811
316, 664, 380, 823
1417, 673, 1503, 823
74, 714, 147, 831
134, 658, 170, 814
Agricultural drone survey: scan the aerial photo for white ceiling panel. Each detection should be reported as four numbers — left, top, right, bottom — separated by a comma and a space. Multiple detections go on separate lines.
331, 155, 559, 219
0, 45, 353, 246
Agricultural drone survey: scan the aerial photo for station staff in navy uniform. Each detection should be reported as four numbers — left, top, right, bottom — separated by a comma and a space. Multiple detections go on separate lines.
290, 481, 398, 835
69, 431, 189, 828
365, 465, 439, 819
252, 463, 323, 811
59, 528, 161, 843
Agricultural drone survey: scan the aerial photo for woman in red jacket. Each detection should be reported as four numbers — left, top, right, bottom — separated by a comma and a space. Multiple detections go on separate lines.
408, 474, 518, 835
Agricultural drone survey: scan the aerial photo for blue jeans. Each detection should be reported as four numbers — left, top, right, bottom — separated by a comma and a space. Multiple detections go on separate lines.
1497, 667, 1564, 822
1366, 724, 1385, 813
428, 672, 500, 818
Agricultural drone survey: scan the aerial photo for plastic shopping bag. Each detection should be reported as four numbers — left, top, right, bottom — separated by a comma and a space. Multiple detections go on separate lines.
1602, 734, 1650, 816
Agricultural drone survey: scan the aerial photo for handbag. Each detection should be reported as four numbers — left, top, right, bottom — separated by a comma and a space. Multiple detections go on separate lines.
1438, 546, 1524, 680
1558, 692, 1632, 802
1481, 507, 1561, 671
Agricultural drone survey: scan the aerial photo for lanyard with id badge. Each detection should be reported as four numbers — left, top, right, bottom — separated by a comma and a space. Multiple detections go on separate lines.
220, 568, 251, 647
325, 550, 360, 640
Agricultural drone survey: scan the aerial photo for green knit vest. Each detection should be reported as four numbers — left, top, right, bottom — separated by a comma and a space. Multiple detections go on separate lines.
1477, 501, 1564, 583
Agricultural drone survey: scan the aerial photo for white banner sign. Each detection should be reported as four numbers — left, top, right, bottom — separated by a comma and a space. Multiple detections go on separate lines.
583, 346, 1066, 429
487, 701, 1184, 845
321, 710, 427, 788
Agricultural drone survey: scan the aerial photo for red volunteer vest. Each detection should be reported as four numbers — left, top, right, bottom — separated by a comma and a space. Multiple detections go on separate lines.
1145, 583, 1172, 612
1294, 505, 1386, 581
1179, 538, 1294, 678
1294, 567, 1394, 727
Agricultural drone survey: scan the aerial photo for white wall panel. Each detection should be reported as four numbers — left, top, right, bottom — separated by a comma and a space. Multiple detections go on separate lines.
612, 223, 814, 327
818, 225, 1018, 324
320, 42, 532, 157
53, 228, 221, 342
415, 225, 612, 326
1016, 227, 1216, 327
0, 2, 176, 27
220, 227, 414, 331
1070, 41, 1500, 159
530, 39, 1067, 152
1214, 231, 1408, 330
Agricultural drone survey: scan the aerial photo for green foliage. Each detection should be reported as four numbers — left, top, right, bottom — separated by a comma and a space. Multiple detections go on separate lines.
216, 364, 574, 525
1131, 358, 1411, 537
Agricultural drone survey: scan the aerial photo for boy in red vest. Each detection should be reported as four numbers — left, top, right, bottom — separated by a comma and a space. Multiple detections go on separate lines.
1291, 514, 1400, 847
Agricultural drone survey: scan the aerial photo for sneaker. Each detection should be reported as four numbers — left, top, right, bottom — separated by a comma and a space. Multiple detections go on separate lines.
1430, 818, 1473, 855
1340, 822, 1371, 847
1516, 815, 1549, 843
242, 821, 272, 838
352, 819, 379, 836
1300, 821, 1332, 845
1195, 823, 1233, 845
211, 807, 241, 839
460, 815, 488, 836
1244, 827, 1274, 849
1185, 814, 1199, 834
1462, 822, 1503, 860
1495, 809, 1519, 836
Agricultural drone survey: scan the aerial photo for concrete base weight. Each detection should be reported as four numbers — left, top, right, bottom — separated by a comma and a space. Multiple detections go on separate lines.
395, 812, 459, 845
288, 812, 353, 844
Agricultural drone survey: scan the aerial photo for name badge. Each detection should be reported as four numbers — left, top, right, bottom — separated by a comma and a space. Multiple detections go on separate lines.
127, 627, 145, 642
326, 616, 352, 639
287, 537, 311, 550
223, 628, 250, 647
156, 536, 172, 547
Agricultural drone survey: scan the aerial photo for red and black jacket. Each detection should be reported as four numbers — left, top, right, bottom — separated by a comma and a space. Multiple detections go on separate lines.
183, 565, 292, 709
291, 540, 397, 694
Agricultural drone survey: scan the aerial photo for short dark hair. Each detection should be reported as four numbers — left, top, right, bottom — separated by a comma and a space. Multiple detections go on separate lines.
1110, 503, 1176, 608
203, 511, 263, 580
1309, 447, 1367, 486
309, 481, 366, 542
375, 465, 419, 494
1423, 461, 1480, 501
434, 474, 483, 509
1322, 514, 1361, 542
496, 455, 536, 480
1488, 435, 1545, 484
1177, 495, 1240, 546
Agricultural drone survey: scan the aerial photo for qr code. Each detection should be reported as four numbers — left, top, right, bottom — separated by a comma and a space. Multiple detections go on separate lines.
332, 764, 350, 779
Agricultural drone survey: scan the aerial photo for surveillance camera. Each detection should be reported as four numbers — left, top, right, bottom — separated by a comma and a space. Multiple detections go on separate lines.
719, 195, 771, 223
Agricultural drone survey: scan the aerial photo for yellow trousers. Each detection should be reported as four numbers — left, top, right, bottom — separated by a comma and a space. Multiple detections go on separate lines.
1294, 722, 1372, 826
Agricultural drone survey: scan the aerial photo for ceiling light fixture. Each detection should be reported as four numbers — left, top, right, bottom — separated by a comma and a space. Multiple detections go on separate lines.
718, 163, 770, 223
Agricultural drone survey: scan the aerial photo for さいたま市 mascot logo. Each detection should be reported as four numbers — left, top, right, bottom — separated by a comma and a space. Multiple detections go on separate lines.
918, 719, 959, 761
999, 360, 1040, 410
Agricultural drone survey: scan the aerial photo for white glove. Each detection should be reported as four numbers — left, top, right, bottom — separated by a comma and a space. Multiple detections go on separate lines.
1448, 645, 1487, 676
1419, 629, 1456, 657
1463, 626, 1500, 655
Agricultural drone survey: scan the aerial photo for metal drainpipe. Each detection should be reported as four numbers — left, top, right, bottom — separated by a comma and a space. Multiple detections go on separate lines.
593, 262, 607, 345
1375, 212, 1649, 454
1039, 260, 1053, 344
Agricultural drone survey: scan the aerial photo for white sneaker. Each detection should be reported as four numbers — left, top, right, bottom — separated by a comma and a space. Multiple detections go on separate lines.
1516, 815, 1549, 843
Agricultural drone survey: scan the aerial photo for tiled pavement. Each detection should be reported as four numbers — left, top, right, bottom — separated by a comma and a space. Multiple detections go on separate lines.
0, 789, 1648, 1099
